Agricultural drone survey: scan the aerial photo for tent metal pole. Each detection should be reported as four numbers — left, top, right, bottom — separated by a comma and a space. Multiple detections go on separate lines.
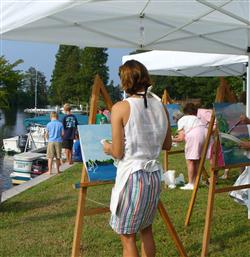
247, 54, 250, 219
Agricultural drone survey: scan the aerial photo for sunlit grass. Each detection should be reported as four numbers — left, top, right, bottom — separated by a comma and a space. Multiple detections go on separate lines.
0, 152, 249, 257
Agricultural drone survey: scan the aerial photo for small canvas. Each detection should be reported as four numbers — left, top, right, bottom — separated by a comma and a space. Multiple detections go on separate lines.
165, 104, 181, 127
78, 124, 117, 182
213, 103, 250, 166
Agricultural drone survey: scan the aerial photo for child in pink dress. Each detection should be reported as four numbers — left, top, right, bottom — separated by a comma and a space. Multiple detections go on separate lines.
173, 103, 206, 190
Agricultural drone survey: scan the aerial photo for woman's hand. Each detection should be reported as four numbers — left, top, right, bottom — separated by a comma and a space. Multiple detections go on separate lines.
103, 141, 112, 155
239, 141, 250, 150
240, 114, 250, 124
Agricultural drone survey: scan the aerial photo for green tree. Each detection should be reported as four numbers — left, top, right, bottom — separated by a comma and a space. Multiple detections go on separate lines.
79, 47, 109, 102
49, 45, 81, 105
106, 80, 122, 103
0, 56, 23, 108
22, 67, 48, 107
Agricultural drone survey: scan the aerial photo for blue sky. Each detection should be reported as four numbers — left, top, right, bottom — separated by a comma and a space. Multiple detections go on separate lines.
1, 40, 132, 86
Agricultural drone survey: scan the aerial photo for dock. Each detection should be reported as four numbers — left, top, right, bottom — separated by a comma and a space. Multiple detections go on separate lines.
1, 162, 75, 202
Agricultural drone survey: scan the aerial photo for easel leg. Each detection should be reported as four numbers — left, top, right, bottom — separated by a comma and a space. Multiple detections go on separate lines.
185, 165, 206, 226
163, 150, 168, 171
201, 170, 217, 257
158, 200, 187, 257
71, 187, 87, 257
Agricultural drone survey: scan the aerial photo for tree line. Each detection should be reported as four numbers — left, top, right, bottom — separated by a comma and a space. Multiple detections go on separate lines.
0, 46, 245, 110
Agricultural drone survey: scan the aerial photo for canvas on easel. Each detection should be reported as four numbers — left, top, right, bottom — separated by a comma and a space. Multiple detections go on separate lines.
161, 89, 183, 171
71, 77, 188, 257
78, 124, 117, 182
214, 102, 250, 166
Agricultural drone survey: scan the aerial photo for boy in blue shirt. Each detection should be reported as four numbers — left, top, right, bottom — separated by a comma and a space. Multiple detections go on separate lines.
62, 103, 78, 164
45, 111, 64, 174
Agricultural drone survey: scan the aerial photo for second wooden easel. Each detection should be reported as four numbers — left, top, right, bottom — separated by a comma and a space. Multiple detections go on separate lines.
184, 78, 250, 256
71, 77, 188, 257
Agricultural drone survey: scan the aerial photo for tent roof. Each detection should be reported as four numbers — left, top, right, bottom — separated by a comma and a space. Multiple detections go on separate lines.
122, 50, 248, 77
2, 0, 250, 55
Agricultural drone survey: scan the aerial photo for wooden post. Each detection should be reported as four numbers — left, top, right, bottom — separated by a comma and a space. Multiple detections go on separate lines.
201, 131, 220, 257
162, 89, 169, 171
88, 75, 101, 124
71, 166, 89, 257
185, 113, 215, 226
162, 89, 172, 104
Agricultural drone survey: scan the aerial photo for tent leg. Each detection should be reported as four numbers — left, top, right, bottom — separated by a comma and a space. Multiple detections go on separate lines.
247, 55, 250, 219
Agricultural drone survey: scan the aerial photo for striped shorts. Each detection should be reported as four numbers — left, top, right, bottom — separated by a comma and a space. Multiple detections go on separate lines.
110, 169, 161, 234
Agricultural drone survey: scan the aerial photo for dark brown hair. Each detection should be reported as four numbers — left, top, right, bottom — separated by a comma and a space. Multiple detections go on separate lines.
119, 60, 151, 94
183, 103, 198, 115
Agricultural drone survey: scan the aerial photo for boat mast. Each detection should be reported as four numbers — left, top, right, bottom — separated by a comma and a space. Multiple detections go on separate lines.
35, 69, 38, 111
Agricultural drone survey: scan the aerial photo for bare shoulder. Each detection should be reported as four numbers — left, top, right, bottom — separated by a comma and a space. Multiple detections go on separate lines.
112, 100, 129, 113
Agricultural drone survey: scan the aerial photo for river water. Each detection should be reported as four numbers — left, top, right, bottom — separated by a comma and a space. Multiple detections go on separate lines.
0, 109, 30, 192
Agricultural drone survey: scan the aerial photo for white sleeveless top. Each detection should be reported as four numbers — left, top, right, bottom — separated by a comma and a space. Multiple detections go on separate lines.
110, 96, 168, 214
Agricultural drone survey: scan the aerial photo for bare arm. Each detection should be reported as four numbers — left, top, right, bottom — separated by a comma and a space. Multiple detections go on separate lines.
239, 141, 250, 150
172, 130, 185, 142
103, 101, 129, 159
162, 109, 172, 151
240, 114, 250, 125
45, 131, 49, 140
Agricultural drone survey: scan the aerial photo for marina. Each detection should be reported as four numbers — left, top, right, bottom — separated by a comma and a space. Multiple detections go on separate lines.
0, 109, 29, 192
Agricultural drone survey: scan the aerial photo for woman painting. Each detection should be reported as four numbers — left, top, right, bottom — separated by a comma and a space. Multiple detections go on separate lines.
102, 60, 172, 257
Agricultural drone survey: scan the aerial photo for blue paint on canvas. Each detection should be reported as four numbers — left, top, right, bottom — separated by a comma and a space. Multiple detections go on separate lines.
214, 103, 250, 166
78, 124, 117, 181
87, 164, 116, 181
165, 104, 181, 127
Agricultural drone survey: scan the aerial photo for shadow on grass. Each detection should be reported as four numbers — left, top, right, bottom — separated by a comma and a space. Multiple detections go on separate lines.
0, 195, 74, 213
211, 224, 249, 244
26, 208, 76, 223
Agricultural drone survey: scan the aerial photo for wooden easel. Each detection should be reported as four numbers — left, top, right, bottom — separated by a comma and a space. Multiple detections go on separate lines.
71, 75, 113, 257
161, 89, 184, 171
184, 78, 250, 256
71, 78, 188, 257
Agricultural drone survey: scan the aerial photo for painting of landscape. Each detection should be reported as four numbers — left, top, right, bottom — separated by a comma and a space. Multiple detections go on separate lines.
165, 104, 181, 127
214, 103, 250, 166
78, 124, 117, 182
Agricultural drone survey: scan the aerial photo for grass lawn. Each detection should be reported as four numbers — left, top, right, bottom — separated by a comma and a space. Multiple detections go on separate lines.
0, 152, 249, 257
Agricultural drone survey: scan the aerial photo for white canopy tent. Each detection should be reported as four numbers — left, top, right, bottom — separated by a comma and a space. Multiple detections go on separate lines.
2, 0, 250, 109
2, 0, 250, 56
122, 50, 248, 77
1, 0, 250, 218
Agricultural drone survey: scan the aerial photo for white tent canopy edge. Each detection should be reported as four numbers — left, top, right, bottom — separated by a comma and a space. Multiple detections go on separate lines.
122, 50, 248, 77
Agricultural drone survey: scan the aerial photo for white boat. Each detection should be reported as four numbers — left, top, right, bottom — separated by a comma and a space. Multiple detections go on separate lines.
3, 124, 47, 153
24, 104, 88, 115
60, 104, 87, 114
24, 106, 60, 114
10, 151, 47, 185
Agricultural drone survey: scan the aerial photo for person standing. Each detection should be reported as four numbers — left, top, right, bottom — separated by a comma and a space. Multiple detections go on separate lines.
72, 133, 82, 162
62, 103, 78, 164
103, 60, 172, 257
45, 111, 64, 175
173, 103, 206, 190
96, 108, 108, 124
